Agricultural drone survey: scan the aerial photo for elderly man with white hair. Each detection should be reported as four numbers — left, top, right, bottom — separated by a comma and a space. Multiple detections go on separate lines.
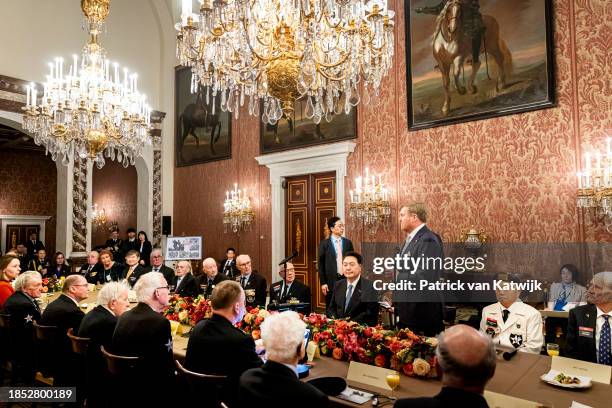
197, 257, 229, 298
236, 254, 267, 308
146, 248, 175, 283
567, 271, 612, 365
3, 271, 43, 384
170, 260, 198, 298
79, 250, 103, 283
111, 272, 174, 400
238, 311, 328, 406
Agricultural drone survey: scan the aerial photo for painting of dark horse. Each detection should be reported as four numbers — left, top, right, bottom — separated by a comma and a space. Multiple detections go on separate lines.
260, 98, 357, 154
406, 0, 555, 130
175, 66, 231, 166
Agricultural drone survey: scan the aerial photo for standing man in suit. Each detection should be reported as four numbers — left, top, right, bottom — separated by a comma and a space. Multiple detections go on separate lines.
25, 232, 45, 260
105, 229, 123, 261
394, 203, 445, 336
40, 275, 89, 386
119, 227, 139, 261
2, 271, 42, 384
394, 325, 495, 408
269, 262, 312, 314
171, 260, 199, 298
185, 280, 263, 406
318, 216, 354, 309
220, 247, 239, 278
146, 248, 175, 283
239, 312, 327, 406
121, 250, 147, 287
16, 243, 29, 271
197, 257, 228, 298
111, 272, 173, 403
566, 271, 612, 365
327, 252, 379, 326
236, 254, 267, 308
78, 250, 104, 283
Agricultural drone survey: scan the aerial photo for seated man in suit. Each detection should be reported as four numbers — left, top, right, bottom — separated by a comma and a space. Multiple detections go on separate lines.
2, 271, 43, 384
78, 282, 130, 407
171, 260, 199, 298
111, 272, 173, 403
327, 251, 379, 326
121, 250, 147, 287
220, 247, 239, 278
185, 280, 263, 406
40, 274, 89, 386
235, 254, 267, 309
78, 250, 104, 283
146, 248, 175, 284
197, 257, 228, 298
28, 248, 51, 277
394, 325, 496, 408
269, 262, 311, 314
480, 274, 543, 354
566, 271, 612, 365
239, 311, 328, 406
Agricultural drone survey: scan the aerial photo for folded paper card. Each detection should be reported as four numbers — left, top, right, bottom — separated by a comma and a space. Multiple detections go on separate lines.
347, 361, 396, 392
551, 356, 611, 384
484, 390, 543, 408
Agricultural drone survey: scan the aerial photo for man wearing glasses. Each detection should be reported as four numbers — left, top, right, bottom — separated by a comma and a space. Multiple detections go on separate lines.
318, 216, 354, 309
146, 248, 175, 283
269, 262, 311, 314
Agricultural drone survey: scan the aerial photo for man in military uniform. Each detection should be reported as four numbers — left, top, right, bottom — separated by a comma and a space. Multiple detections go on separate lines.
28, 248, 50, 277
416, 0, 485, 65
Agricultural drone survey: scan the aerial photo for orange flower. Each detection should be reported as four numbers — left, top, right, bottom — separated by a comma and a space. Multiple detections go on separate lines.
332, 347, 344, 360
252, 329, 261, 340
374, 354, 386, 367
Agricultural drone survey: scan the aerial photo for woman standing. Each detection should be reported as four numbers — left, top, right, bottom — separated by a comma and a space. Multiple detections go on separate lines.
137, 231, 152, 267
51, 252, 71, 278
0, 255, 21, 308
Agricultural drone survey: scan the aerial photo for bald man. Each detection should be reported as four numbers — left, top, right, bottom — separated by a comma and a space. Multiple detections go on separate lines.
198, 257, 229, 298
269, 262, 311, 314
566, 271, 612, 365
394, 325, 496, 408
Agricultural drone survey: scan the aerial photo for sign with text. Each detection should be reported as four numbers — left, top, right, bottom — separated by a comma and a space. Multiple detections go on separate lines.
346, 361, 395, 392
551, 356, 611, 384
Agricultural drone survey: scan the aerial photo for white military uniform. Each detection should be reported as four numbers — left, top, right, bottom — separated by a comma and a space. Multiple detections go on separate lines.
480, 301, 544, 354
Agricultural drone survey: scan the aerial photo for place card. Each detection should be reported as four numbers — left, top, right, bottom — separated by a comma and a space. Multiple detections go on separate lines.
346, 361, 395, 392
551, 356, 611, 384
484, 390, 543, 408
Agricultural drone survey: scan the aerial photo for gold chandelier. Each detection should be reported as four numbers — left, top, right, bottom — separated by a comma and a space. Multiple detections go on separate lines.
576, 139, 612, 231
349, 167, 391, 234
22, 0, 153, 168
223, 183, 255, 233
176, 0, 395, 125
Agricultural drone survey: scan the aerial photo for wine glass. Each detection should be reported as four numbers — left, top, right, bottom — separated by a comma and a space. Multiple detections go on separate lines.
546, 343, 560, 357
385, 371, 400, 398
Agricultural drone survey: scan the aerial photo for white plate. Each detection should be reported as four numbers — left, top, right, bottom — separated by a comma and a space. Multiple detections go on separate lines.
540, 369, 592, 389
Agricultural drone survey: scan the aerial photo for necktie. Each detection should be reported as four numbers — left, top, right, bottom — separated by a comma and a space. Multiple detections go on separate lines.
281, 283, 289, 302
241, 277, 246, 288
87, 265, 92, 275
126, 266, 134, 280
344, 284, 353, 312
153, 267, 159, 273
208, 279, 213, 288
502, 309, 510, 323
559, 285, 568, 302
599, 315, 611, 365
335, 239, 343, 275
176, 277, 182, 289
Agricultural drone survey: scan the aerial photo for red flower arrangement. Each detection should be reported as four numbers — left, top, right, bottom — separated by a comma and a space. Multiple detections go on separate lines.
163, 294, 212, 326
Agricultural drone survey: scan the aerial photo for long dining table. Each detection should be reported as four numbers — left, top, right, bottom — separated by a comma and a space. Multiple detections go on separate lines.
48, 290, 610, 407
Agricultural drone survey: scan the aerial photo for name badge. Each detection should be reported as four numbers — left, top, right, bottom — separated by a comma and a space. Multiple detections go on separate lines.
578, 326, 594, 338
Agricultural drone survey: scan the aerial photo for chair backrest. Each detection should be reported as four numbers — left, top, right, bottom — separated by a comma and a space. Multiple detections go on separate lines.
100, 345, 139, 376
0, 313, 10, 329
33, 321, 58, 342
175, 359, 227, 405
67, 328, 90, 355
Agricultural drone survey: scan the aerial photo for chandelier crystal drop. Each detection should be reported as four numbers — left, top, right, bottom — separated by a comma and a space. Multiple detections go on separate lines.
22, 0, 153, 169
175, 0, 395, 126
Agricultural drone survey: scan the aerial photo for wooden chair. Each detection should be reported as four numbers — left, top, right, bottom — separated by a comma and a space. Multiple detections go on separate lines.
175, 359, 227, 407
67, 328, 90, 355
0, 312, 10, 329
100, 345, 139, 376
33, 321, 58, 342
33, 322, 58, 378
0, 313, 10, 383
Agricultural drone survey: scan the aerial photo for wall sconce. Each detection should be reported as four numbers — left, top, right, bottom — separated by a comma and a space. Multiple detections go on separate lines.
223, 183, 255, 233
349, 167, 391, 234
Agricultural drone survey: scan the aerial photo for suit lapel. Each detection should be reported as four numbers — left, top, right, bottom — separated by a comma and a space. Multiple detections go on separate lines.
337, 280, 347, 314
584, 304, 597, 354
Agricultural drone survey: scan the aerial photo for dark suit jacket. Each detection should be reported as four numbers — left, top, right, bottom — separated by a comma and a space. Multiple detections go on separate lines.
120, 238, 140, 258
28, 258, 51, 276
146, 264, 175, 285
196, 273, 229, 298
327, 277, 379, 326
318, 236, 354, 288
220, 258, 239, 279
50, 264, 71, 279
111, 303, 174, 387
105, 238, 123, 253
238, 360, 328, 407
566, 303, 598, 363
395, 225, 445, 336
97, 262, 125, 284
269, 279, 312, 314
121, 264, 147, 287
2, 291, 41, 367
78, 263, 104, 284
172, 273, 199, 298
25, 240, 45, 259
185, 313, 263, 404
394, 386, 489, 408
237, 272, 267, 308
138, 241, 152, 267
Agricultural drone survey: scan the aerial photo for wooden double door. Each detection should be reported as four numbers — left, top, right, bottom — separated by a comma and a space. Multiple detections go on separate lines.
285, 172, 336, 312
5, 225, 40, 253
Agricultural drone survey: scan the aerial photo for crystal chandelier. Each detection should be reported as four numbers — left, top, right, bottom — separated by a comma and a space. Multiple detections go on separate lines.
90, 203, 107, 228
349, 168, 391, 234
175, 0, 395, 126
223, 183, 255, 233
22, 0, 153, 169
576, 138, 612, 231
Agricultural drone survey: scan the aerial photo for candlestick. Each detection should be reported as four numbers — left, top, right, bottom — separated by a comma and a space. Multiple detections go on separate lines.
26, 85, 31, 107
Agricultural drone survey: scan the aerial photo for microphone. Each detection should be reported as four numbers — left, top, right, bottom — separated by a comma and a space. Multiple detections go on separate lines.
278, 250, 298, 266
502, 350, 518, 361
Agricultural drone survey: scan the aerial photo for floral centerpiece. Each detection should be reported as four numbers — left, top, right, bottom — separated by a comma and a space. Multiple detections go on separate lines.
236, 307, 272, 340
164, 294, 212, 326
41, 276, 64, 293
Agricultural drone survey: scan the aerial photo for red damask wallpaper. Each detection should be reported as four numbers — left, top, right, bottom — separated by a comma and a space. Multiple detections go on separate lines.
174, 0, 611, 282
0, 149, 57, 254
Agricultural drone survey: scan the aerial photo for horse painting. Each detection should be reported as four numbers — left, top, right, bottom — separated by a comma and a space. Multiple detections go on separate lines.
180, 86, 222, 155
432, 0, 513, 116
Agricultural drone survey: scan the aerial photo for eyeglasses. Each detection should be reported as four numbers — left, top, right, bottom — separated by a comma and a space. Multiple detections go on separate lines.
156, 286, 169, 291
73, 284, 89, 287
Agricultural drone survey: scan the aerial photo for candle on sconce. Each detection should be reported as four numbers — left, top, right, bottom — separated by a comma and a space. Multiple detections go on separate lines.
607, 137, 611, 159
585, 152, 591, 174
26, 85, 31, 107
577, 172, 582, 189
596, 152, 601, 171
